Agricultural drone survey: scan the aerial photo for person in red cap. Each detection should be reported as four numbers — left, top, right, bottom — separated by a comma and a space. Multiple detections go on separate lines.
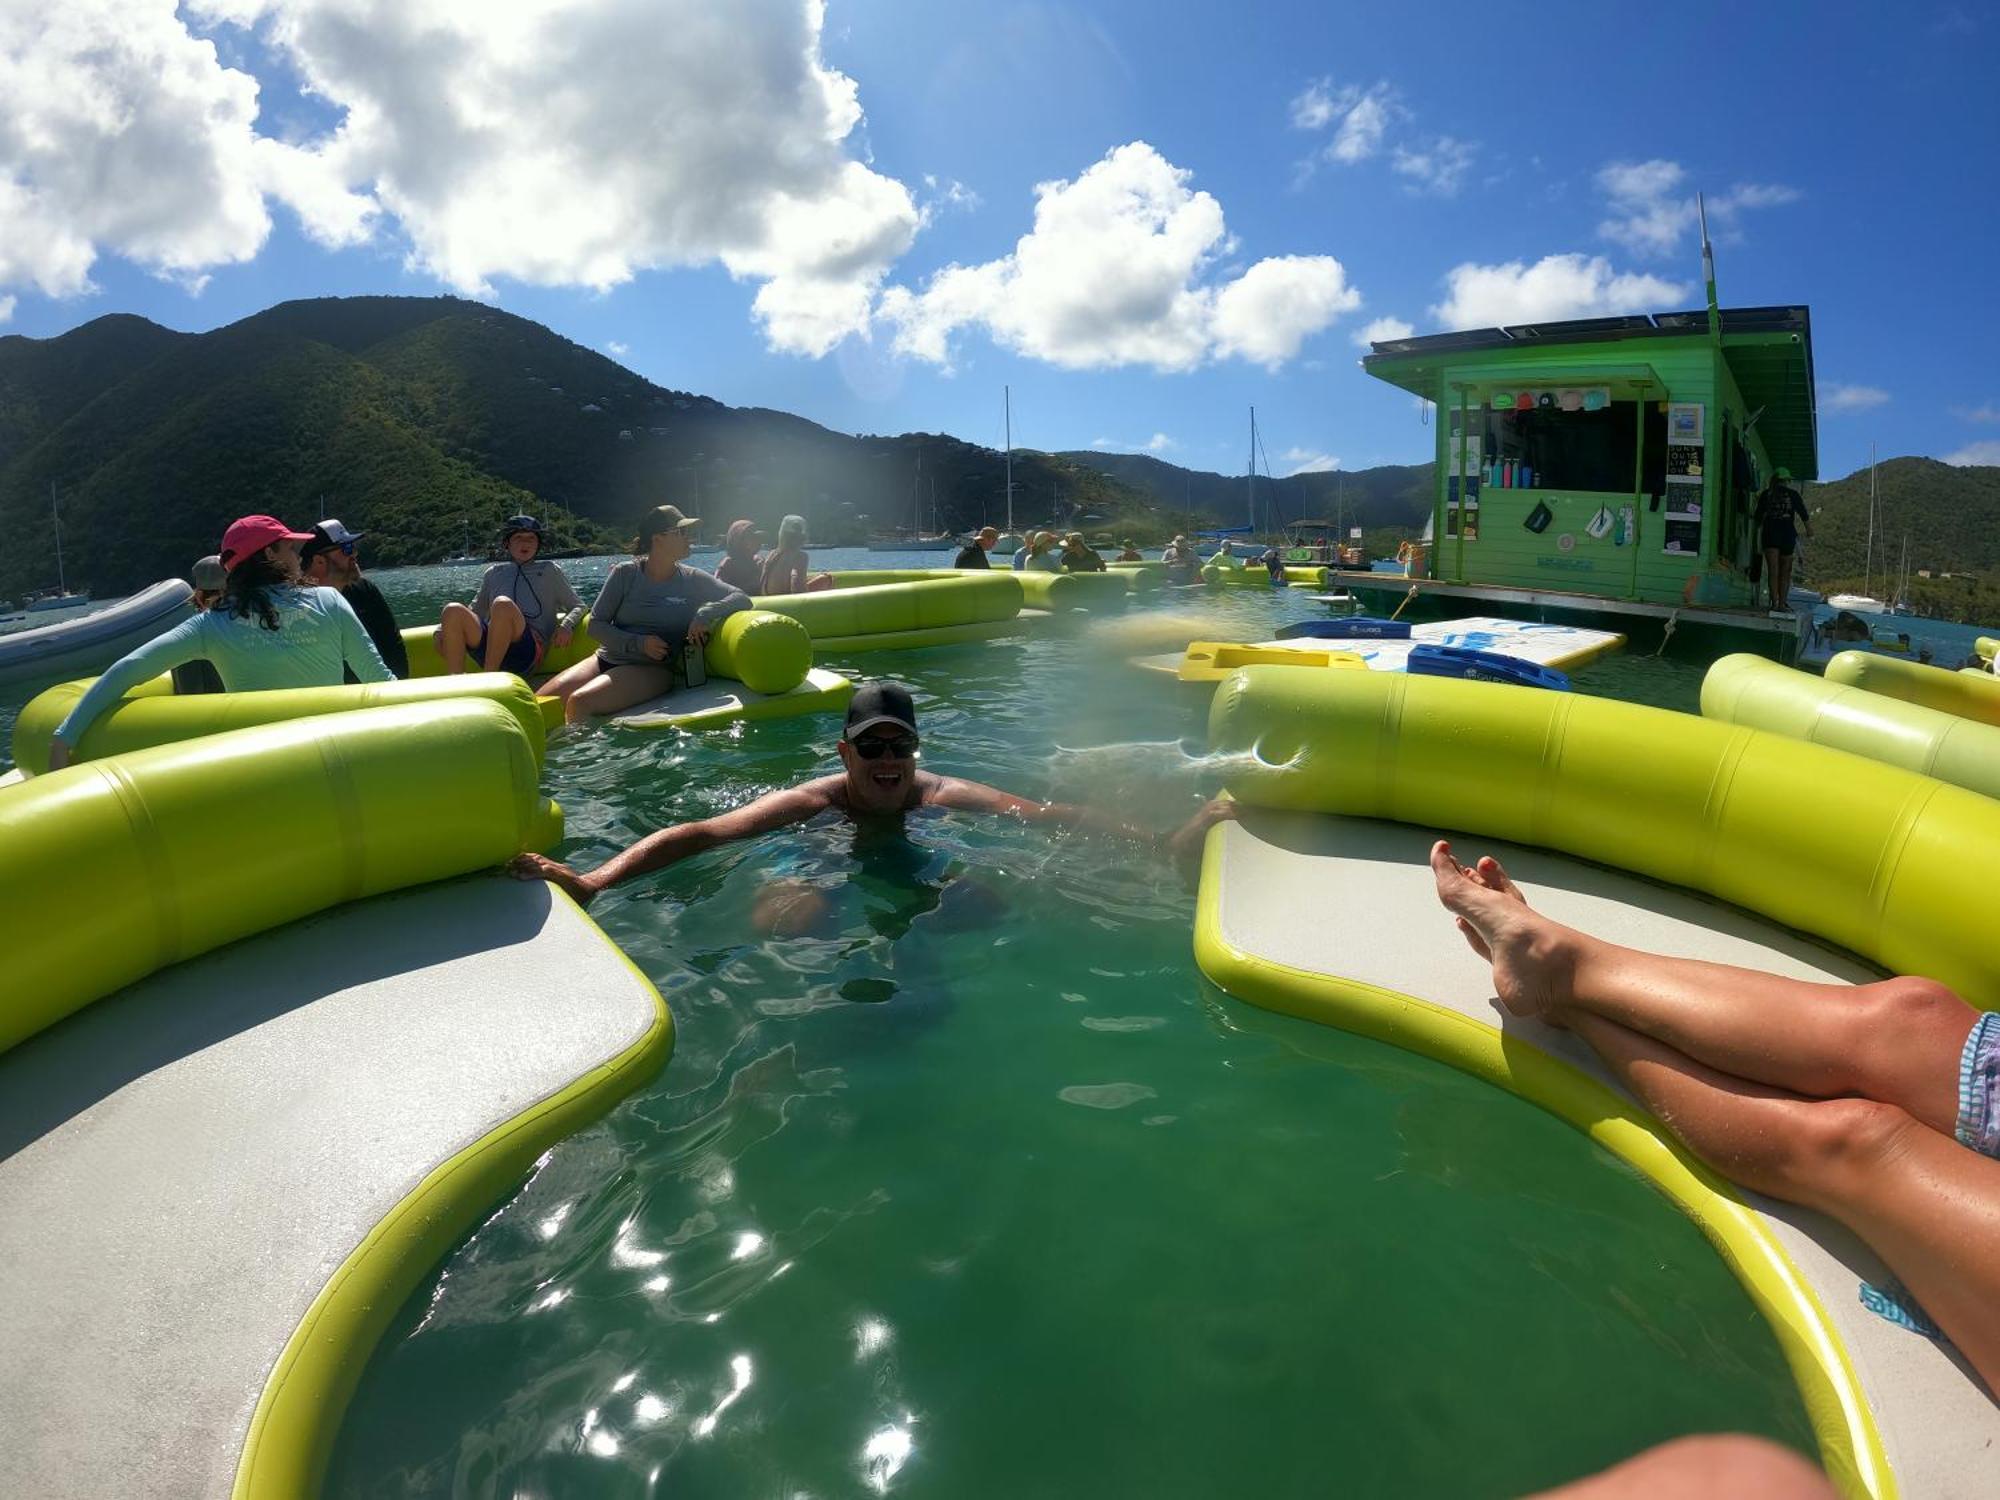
509, 678, 1235, 919
45, 514, 393, 770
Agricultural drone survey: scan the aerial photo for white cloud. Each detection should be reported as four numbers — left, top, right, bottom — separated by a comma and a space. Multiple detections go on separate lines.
1281, 447, 1340, 475
1595, 159, 1799, 256
1288, 80, 1338, 131
1950, 402, 2000, 423
879, 142, 1359, 372
1328, 85, 1397, 164
920, 175, 981, 218
1, 1, 917, 355
1430, 254, 1689, 330
1943, 440, 2000, 466
1822, 383, 1890, 412
0, 294, 13, 323
605, 339, 629, 356
1391, 136, 1476, 196
1090, 432, 1177, 453
1353, 315, 1415, 349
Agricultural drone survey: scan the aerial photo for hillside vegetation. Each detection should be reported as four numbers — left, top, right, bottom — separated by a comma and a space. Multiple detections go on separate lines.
1798, 456, 2000, 623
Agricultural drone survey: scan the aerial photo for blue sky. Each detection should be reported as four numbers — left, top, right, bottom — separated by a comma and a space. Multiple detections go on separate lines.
5, 1, 1998, 481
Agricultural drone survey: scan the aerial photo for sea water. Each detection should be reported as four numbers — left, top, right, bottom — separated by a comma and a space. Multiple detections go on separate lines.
0, 558, 1874, 1494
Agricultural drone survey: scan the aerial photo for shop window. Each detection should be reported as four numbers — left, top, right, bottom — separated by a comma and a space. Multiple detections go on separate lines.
1454, 399, 1667, 494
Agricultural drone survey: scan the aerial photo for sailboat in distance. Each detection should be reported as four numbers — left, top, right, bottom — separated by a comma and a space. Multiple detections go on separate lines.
1825, 443, 1888, 612
25, 482, 91, 612
994, 386, 1024, 552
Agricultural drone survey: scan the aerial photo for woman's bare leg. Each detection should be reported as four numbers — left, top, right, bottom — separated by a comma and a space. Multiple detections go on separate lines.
538, 655, 603, 709
1430, 843, 1977, 1134
566, 662, 675, 722
1570, 1009, 2000, 1396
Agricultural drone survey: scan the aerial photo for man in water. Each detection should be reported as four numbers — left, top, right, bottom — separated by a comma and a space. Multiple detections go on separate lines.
954, 526, 998, 569
509, 680, 1234, 914
301, 519, 409, 678
1160, 534, 1198, 585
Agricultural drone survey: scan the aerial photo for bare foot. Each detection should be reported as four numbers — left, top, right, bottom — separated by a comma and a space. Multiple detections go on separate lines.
1429, 840, 1580, 1022
507, 852, 602, 908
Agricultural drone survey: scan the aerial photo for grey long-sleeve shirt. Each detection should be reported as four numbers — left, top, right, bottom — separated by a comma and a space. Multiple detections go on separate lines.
469, 559, 586, 643
587, 560, 749, 665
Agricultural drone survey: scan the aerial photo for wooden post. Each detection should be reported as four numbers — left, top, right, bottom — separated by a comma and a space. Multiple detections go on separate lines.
1628, 383, 1648, 600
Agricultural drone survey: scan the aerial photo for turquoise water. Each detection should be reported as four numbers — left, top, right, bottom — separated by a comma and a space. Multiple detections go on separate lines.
7, 558, 1841, 1493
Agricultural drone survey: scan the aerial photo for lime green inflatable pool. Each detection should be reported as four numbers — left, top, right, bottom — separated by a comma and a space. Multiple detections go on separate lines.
1823, 649, 2000, 728
1703, 653, 2000, 802
756, 572, 1025, 651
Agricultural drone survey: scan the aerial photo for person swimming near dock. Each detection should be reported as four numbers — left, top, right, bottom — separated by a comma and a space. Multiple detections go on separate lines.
1430, 840, 2000, 1399
509, 679, 1235, 918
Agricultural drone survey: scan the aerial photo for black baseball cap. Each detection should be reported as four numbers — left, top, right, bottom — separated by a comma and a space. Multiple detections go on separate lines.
844, 681, 919, 741
302, 518, 364, 561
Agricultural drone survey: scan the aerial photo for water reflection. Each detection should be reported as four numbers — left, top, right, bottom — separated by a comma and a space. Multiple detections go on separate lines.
861, 1421, 914, 1493
691, 1354, 753, 1438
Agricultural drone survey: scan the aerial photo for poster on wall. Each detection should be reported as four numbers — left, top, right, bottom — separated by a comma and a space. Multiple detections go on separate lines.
1660, 474, 1703, 555
1662, 518, 1702, 554
1667, 402, 1705, 445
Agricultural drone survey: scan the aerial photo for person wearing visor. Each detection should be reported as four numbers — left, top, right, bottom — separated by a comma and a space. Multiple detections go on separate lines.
46, 514, 392, 770
436, 515, 584, 678
538, 503, 749, 723
301, 518, 408, 678
509, 679, 1236, 910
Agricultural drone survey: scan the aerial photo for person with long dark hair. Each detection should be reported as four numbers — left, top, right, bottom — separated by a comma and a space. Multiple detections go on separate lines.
46, 515, 393, 770
538, 503, 749, 723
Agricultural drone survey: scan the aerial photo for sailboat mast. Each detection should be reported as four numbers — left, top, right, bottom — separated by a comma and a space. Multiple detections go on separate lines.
50, 481, 66, 595
1863, 442, 1876, 601
1247, 406, 1257, 533
1004, 386, 1014, 534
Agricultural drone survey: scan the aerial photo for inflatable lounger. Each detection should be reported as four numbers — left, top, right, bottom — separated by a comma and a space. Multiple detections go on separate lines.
1703, 654, 2000, 803
1407, 643, 1569, 691
1824, 649, 2000, 729
612, 665, 856, 731
400, 608, 818, 728
1136, 617, 1622, 681
1198, 667, 2000, 1500
0, 700, 670, 1499
10, 670, 547, 776
0, 578, 193, 686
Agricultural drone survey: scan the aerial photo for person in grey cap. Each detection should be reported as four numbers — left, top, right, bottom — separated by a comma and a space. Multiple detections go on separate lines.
169, 555, 230, 695
301, 518, 408, 678
509, 678, 1234, 912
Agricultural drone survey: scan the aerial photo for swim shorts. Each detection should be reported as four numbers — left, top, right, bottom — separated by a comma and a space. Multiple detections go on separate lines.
1956, 1010, 2000, 1160
473, 620, 543, 676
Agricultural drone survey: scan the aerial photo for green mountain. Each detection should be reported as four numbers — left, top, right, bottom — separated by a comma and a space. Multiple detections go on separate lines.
1796, 457, 2000, 624
0, 296, 1156, 599
1056, 449, 1435, 534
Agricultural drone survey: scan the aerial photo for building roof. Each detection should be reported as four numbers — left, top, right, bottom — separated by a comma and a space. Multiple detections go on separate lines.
1363, 306, 1818, 480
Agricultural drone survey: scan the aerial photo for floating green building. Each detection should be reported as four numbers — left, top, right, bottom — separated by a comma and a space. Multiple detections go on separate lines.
1356, 306, 1818, 642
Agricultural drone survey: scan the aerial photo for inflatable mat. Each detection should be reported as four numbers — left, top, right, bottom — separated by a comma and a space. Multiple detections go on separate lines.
1135, 617, 1623, 680
611, 665, 855, 731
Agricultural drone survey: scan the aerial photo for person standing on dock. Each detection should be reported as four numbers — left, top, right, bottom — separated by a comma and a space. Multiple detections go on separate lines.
1754, 468, 1813, 613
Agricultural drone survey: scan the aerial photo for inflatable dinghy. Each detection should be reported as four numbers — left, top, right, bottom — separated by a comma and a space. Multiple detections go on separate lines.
0, 579, 192, 686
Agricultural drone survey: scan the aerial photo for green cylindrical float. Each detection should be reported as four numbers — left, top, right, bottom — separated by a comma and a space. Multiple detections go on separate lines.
0, 698, 562, 1054
10, 672, 549, 776
1207, 665, 2000, 1007
1701, 653, 2000, 803
1823, 649, 2000, 727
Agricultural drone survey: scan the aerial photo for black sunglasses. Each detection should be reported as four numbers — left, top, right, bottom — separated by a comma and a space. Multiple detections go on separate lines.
851, 733, 919, 759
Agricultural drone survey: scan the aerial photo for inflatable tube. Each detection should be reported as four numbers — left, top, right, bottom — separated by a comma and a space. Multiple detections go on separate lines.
1823, 649, 2000, 727
400, 608, 811, 696
811, 617, 1028, 654
0, 697, 562, 1054
0, 580, 193, 686
1014, 569, 1129, 612
1207, 666, 2000, 1007
10, 671, 547, 776
753, 571, 1023, 645
1975, 635, 1996, 663
1703, 654, 2000, 803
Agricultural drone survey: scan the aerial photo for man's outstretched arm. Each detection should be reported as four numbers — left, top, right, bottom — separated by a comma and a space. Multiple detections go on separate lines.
509, 779, 837, 906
